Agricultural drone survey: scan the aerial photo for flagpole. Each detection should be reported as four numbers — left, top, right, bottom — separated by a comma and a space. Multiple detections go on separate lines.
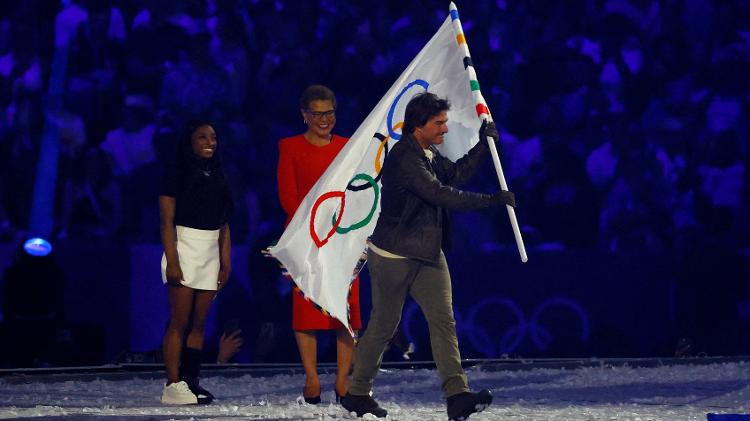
449, 2, 528, 262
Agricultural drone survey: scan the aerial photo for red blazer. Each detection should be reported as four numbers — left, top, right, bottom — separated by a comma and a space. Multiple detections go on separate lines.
277, 134, 349, 226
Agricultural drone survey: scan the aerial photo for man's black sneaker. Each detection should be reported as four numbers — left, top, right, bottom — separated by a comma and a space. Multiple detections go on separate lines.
340, 392, 387, 418
447, 389, 493, 420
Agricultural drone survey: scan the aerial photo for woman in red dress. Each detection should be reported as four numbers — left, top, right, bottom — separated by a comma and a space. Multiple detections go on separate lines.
277, 85, 362, 403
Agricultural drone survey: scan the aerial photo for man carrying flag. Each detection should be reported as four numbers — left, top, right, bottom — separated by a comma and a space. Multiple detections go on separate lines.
340, 93, 516, 420
271, 3, 526, 417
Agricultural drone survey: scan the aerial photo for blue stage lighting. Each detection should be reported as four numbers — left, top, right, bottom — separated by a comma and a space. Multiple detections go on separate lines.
23, 237, 53, 256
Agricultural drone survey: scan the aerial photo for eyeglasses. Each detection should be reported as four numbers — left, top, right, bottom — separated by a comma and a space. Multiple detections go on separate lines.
305, 109, 336, 119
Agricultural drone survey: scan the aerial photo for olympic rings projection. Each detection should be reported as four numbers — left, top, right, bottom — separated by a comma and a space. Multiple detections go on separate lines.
400, 297, 591, 357
309, 78, 429, 248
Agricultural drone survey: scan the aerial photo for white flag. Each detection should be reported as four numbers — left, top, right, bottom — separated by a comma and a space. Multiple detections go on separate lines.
269, 2, 494, 335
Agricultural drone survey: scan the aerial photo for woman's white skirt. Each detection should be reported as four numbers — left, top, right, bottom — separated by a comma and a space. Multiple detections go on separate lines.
161, 225, 220, 290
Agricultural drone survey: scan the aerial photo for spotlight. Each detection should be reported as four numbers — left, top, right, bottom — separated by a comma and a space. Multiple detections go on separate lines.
23, 237, 53, 257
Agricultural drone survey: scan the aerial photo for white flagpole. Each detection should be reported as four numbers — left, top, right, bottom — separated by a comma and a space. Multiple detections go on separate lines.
449, 2, 528, 262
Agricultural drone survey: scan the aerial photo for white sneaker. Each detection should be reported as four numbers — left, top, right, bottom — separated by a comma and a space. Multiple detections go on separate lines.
161, 381, 198, 405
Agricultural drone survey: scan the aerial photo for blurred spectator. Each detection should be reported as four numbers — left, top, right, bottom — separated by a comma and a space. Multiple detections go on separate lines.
216, 329, 243, 364
117, 320, 245, 365
58, 147, 123, 239
99, 93, 157, 239
0, 0, 746, 257
159, 32, 233, 122
100, 94, 156, 177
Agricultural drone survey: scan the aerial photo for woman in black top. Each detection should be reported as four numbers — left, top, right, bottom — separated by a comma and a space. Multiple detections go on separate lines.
159, 121, 232, 405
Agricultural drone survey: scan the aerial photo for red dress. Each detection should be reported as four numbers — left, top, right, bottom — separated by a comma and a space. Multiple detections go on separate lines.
277, 134, 363, 331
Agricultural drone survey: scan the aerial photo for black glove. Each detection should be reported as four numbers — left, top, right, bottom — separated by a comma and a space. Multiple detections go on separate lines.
479, 120, 499, 143
490, 190, 516, 207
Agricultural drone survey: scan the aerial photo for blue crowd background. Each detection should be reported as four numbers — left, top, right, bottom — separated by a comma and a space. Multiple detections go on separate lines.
0, 0, 748, 367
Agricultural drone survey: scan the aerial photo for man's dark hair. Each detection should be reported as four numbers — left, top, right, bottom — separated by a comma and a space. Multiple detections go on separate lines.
403, 92, 450, 135
299, 85, 337, 110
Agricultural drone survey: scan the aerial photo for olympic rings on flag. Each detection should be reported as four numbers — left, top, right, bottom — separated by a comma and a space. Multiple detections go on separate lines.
310, 190, 345, 248
310, 131, 394, 247
373, 133, 389, 175
332, 173, 379, 234
387, 79, 429, 140
309, 77, 427, 248
310, 173, 380, 247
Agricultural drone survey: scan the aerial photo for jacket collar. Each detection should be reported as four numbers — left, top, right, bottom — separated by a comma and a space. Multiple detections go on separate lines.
403, 133, 439, 158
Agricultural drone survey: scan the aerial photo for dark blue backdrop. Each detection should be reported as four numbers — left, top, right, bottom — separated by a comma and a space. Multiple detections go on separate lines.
0, 0, 748, 366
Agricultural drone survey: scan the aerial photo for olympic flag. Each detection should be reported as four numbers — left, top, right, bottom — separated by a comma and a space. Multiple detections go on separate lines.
269, 3, 525, 336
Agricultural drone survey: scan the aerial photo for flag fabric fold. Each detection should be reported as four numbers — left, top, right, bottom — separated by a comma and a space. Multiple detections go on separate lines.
269, 3, 495, 336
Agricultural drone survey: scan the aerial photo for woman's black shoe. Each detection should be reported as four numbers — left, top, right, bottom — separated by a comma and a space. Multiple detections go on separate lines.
302, 382, 321, 404
303, 394, 321, 404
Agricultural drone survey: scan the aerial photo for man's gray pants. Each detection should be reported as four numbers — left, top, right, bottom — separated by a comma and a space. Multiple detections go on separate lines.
349, 249, 469, 398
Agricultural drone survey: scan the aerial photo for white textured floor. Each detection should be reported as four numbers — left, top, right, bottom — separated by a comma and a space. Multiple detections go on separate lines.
0, 362, 749, 420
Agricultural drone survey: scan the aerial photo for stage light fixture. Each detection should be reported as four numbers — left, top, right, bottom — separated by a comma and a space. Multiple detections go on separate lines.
23, 237, 53, 257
